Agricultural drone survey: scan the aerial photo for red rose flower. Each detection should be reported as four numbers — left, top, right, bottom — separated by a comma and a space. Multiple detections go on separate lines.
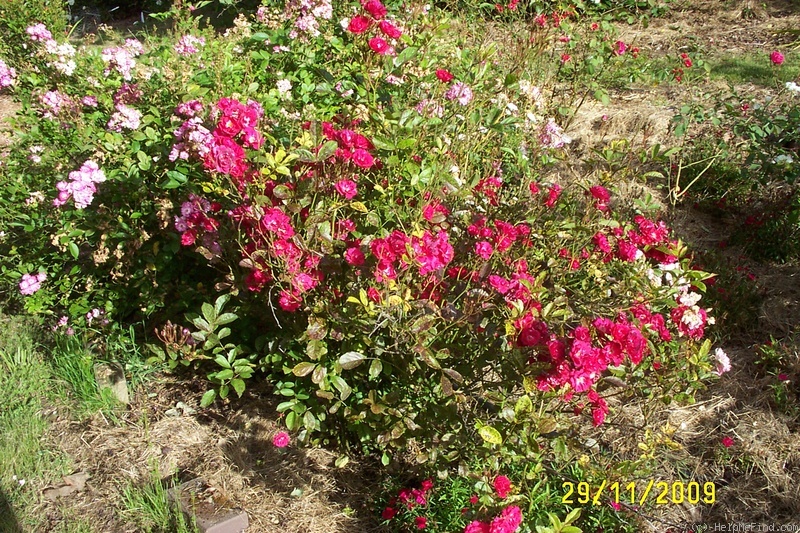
369, 36, 394, 56
363, 0, 387, 19
379, 20, 402, 39
348, 15, 372, 34
351, 148, 375, 169
435, 69, 454, 82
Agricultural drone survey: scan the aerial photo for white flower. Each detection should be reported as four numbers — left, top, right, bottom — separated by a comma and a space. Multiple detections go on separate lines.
713, 348, 731, 376
276, 79, 292, 98
678, 291, 702, 307
773, 154, 794, 165
786, 81, 800, 95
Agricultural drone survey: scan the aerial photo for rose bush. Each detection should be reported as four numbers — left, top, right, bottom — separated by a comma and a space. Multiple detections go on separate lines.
1, 1, 719, 529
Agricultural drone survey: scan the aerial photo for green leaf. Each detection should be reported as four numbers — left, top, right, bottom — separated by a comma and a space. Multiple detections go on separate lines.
231, 378, 246, 397
393, 46, 418, 67
478, 425, 503, 445
291, 362, 316, 377
316, 140, 338, 161
216, 312, 238, 325
202, 302, 216, 324
338, 351, 365, 370
214, 293, 230, 314
214, 354, 231, 369
68, 241, 79, 259
369, 358, 383, 379
216, 369, 234, 380
381, 451, 391, 466
564, 507, 581, 524
514, 395, 533, 420
200, 389, 216, 407
334, 455, 349, 468
307, 339, 328, 360
330, 375, 352, 401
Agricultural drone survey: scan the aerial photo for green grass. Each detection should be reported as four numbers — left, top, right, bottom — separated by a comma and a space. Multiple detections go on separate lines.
49, 335, 122, 419
0, 315, 169, 532
709, 53, 800, 87
0, 315, 73, 532
120, 468, 198, 533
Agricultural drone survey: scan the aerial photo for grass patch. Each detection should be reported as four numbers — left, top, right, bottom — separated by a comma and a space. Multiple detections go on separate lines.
120, 468, 198, 533
0, 315, 73, 532
709, 53, 800, 87
50, 335, 122, 419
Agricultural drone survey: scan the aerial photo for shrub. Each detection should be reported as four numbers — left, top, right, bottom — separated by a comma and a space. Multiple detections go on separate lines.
1, 2, 721, 528
0, 0, 67, 68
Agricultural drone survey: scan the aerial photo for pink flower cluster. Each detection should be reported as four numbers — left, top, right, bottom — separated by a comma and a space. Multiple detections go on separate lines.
347, 0, 402, 56
43, 39, 76, 75
227, 200, 323, 312
202, 97, 265, 180
381, 478, 434, 521
0, 59, 16, 88
174, 35, 205, 56
39, 90, 78, 120
319, 121, 377, 169
284, 0, 333, 39
370, 229, 454, 281
53, 160, 106, 209
174, 193, 221, 248
26, 23, 52, 42
464, 505, 523, 533
169, 117, 213, 161
101, 39, 143, 80
539, 118, 571, 149
19, 272, 46, 296
445, 81, 474, 106
107, 103, 142, 132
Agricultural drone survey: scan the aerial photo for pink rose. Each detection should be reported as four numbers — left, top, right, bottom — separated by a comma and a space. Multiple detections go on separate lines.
771, 50, 785, 65
272, 431, 291, 447
363, 0, 387, 19
351, 148, 375, 169
379, 20, 402, 39
348, 15, 372, 34
335, 179, 358, 199
369, 37, 395, 56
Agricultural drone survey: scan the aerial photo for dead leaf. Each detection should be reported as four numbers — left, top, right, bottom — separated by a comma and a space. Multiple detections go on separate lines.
42, 472, 90, 501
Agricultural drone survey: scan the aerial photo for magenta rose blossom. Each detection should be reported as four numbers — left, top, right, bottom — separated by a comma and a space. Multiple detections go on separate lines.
493, 475, 512, 499
379, 20, 402, 39
272, 431, 290, 448
348, 15, 371, 34
204, 134, 247, 178
351, 148, 375, 169
335, 179, 358, 199
363, 0, 387, 19
345, 246, 366, 266
475, 241, 493, 260
435, 69, 454, 82
771, 50, 785, 65
369, 37, 395, 56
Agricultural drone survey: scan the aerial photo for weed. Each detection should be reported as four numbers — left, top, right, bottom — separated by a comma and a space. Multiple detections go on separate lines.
120, 467, 197, 533
49, 335, 122, 419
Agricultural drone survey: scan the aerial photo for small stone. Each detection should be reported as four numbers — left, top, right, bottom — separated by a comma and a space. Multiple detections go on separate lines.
169, 478, 248, 533
94, 362, 129, 404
